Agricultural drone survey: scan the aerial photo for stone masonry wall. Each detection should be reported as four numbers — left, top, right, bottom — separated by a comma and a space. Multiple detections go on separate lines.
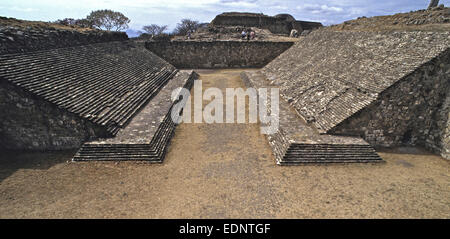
439, 96, 450, 159
0, 25, 128, 54
0, 81, 110, 150
330, 49, 450, 159
145, 40, 293, 68
212, 14, 290, 34
210, 13, 322, 34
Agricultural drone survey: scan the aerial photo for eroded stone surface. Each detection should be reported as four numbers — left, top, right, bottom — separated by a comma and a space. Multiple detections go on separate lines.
0, 41, 177, 138
263, 31, 450, 133
0, 80, 107, 150
331, 50, 450, 159
90, 70, 196, 145
73, 70, 198, 162
145, 41, 294, 69
261, 30, 450, 158
211, 12, 322, 35
0, 20, 128, 55
241, 70, 381, 164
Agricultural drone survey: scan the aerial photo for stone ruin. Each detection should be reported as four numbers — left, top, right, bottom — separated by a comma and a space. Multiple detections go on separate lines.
0, 21, 197, 162
211, 12, 322, 35
145, 40, 294, 68
0, 13, 449, 164
242, 30, 450, 162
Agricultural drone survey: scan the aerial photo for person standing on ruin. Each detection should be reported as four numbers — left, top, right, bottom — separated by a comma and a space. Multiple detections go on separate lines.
250, 30, 255, 40
241, 30, 246, 40
290, 29, 298, 38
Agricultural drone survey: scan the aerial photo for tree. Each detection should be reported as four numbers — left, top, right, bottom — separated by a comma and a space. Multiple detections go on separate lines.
173, 19, 200, 36
142, 24, 168, 37
428, 0, 440, 9
86, 9, 130, 31
75, 18, 94, 28
54, 18, 76, 26
53, 18, 93, 28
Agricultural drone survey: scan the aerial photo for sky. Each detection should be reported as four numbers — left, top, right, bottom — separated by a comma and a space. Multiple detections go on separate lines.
1, 0, 449, 34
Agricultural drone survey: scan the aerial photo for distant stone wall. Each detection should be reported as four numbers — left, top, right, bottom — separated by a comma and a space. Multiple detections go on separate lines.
212, 14, 290, 34
0, 26, 128, 54
145, 40, 293, 68
211, 13, 322, 34
330, 49, 450, 159
212, 14, 275, 27
0, 81, 109, 150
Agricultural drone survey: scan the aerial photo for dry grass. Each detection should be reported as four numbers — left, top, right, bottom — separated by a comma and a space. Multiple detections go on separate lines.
0, 16, 94, 32
326, 7, 450, 32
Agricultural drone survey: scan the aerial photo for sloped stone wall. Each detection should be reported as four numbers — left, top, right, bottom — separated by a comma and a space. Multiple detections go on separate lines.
262, 31, 449, 134
439, 96, 450, 159
0, 26, 128, 54
145, 40, 293, 68
330, 49, 450, 159
0, 81, 109, 150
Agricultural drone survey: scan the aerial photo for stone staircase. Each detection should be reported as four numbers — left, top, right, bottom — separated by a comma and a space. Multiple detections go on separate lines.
280, 144, 382, 165
241, 70, 383, 165
72, 112, 176, 162
73, 70, 197, 163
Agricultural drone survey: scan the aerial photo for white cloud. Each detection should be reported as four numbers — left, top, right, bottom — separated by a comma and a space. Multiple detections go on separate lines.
7, 6, 38, 12
2, 0, 450, 30
297, 4, 344, 14
221, 1, 258, 8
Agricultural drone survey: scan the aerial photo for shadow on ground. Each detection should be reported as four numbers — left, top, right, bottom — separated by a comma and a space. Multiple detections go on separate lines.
0, 150, 76, 182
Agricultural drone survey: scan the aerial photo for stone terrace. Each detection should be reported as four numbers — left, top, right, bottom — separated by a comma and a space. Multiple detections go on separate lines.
242, 70, 382, 164
262, 31, 450, 133
0, 16, 128, 54
73, 70, 197, 162
0, 41, 177, 135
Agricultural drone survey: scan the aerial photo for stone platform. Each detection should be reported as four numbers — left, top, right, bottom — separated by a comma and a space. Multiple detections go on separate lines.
73, 70, 198, 162
241, 70, 383, 165
0, 41, 177, 136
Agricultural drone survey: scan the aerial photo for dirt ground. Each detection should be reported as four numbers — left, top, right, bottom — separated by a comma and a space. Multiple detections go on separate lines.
0, 69, 449, 218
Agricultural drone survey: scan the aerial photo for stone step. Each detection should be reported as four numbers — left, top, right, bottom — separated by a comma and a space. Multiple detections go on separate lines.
280, 159, 383, 164
285, 152, 380, 157
289, 144, 372, 148
72, 70, 197, 163
280, 143, 382, 164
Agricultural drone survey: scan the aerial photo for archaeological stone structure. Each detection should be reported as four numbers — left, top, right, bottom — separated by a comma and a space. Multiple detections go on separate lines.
0, 23, 128, 55
243, 30, 450, 161
1, 12, 449, 164
211, 12, 322, 35
145, 40, 293, 68
0, 24, 197, 162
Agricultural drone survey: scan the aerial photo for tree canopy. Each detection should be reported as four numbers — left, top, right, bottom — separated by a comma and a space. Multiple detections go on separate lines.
53, 18, 93, 28
86, 9, 130, 31
142, 24, 168, 36
173, 19, 201, 36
